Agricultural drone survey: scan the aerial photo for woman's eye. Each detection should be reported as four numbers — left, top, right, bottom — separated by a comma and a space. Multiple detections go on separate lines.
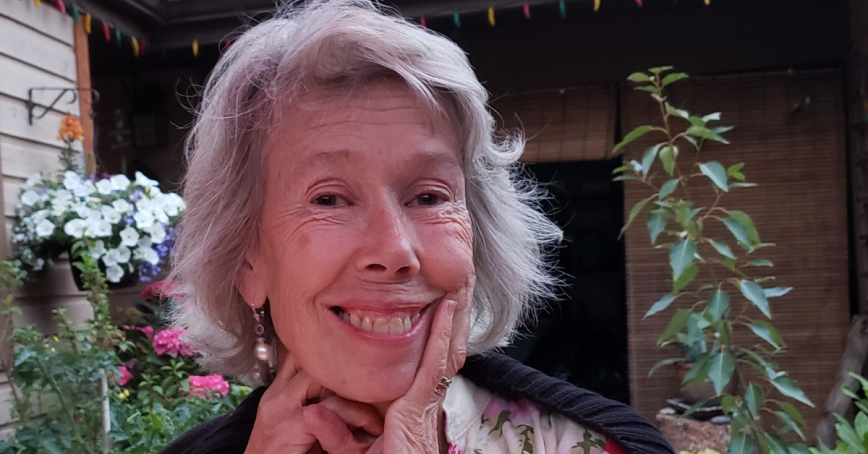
314, 195, 339, 206
416, 194, 441, 206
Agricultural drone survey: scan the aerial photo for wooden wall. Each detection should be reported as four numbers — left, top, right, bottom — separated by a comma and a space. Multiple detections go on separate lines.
621, 70, 850, 434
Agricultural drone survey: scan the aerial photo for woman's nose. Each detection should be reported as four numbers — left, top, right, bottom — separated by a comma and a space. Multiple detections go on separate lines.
356, 200, 421, 279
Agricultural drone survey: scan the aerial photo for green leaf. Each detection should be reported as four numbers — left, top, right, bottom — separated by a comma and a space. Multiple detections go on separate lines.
787, 443, 811, 454
613, 125, 654, 155
722, 217, 751, 248
665, 103, 689, 119
765, 434, 789, 454
750, 321, 785, 350
661, 72, 689, 87
649, 65, 674, 74
647, 210, 668, 243
613, 175, 638, 182
727, 433, 753, 454
658, 309, 691, 344
669, 240, 696, 280
834, 414, 861, 448
627, 72, 653, 83
682, 351, 712, 384
748, 259, 773, 267
708, 290, 730, 320
620, 196, 653, 238
707, 351, 735, 395
640, 144, 662, 175
659, 178, 679, 200
738, 280, 771, 318
703, 112, 722, 122
728, 210, 760, 244
727, 162, 745, 179
699, 161, 729, 192
775, 410, 806, 440
659, 146, 677, 175
645, 294, 677, 318
744, 383, 764, 417
634, 85, 657, 94
771, 376, 814, 407
855, 411, 868, 440
729, 182, 758, 189
764, 287, 792, 298
648, 357, 684, 377
673, 263, 698, 294
721, 395, 737, 414
707, 239, 736, 260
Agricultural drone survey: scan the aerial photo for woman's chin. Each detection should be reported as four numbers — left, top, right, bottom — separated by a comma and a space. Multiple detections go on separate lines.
323, 365, 416, 405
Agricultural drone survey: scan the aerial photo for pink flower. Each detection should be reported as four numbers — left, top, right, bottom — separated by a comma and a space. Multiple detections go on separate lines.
188, 374, 230, 399
141, 279, 182, 300
152, 328, 197, 356
124, 325, 154, 339
447, 444, 463, 454
118, 365, 133, 386
482, 394, 536, 427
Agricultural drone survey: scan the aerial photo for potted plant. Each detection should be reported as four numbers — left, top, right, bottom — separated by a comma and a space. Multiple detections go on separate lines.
9, 117, 185, 288
614, 67, 813, 453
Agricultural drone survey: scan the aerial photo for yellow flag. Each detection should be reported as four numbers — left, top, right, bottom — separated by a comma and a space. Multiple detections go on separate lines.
595, 0, 601, 11
488, 7, 495, 26
34, 0, 40, 7
85, 14, 92, 34
704, 0, 710, 4
132, 37, 140, 57
193, 39, 199, 57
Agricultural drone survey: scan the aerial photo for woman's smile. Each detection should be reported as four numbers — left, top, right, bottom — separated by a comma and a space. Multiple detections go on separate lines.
330, 302, 431, 336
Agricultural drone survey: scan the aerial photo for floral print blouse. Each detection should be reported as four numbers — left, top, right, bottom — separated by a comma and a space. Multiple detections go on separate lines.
443, 375, 627, 454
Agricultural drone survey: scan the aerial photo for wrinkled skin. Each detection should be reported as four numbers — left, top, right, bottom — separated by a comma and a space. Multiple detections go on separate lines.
239, 81, 476, 453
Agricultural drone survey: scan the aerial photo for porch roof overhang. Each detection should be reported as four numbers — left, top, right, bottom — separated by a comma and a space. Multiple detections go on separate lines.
88, 0, 553, 48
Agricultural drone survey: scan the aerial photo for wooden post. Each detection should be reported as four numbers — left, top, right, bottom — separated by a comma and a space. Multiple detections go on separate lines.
73, 21, 95, 176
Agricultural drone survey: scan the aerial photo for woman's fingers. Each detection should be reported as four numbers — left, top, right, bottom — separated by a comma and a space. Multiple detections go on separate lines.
446, 279, 474, 377
403, 298, 456, 404
303, 399, 382, 454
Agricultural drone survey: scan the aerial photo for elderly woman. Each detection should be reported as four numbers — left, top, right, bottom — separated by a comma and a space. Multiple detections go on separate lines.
162, 1, 672, 454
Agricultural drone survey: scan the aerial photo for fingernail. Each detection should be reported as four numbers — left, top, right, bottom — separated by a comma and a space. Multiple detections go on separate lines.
446, 299, 456, 316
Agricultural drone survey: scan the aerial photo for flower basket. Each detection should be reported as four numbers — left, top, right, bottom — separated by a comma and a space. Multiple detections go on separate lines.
69, 247, 139, 290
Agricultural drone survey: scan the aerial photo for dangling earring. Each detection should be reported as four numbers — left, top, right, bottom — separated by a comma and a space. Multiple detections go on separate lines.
252, 305, 274, 383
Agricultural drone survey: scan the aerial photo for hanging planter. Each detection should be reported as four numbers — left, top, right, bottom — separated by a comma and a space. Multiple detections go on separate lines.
69, 247, 140, 291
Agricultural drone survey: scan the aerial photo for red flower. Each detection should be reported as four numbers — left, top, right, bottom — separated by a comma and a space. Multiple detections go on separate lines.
447, 444, 463, 454
141, 279, 183, 300
152, 328, 196, 356
188, 375, 230, 399
124, 325, 154, 339
118, 365, 133, 386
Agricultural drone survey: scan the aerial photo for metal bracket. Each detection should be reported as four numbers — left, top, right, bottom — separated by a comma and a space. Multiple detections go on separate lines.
26, 87, 100, 125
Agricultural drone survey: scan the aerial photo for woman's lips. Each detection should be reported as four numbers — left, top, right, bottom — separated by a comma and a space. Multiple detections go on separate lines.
329, 302, 433, 337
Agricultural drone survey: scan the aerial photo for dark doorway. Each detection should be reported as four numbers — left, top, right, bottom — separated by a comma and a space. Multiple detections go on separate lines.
501, 160, 629, 404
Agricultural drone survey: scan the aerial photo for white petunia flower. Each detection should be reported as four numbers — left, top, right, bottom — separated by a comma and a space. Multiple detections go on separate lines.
112, 199, 131, 213
105, 246, 131, 265
95, 179, 114, 195
35, 220, 55, 238
31, 210, 50, 223
105, 264, 124, 283
20, 191, 40, 207
148, 223, 166, 244
25, 173, 42, 187
110, 174, 131, 191
133, 211, 154, 229
94, 220, 112, 237
135, 172, 159, 188
89, 240, 106, 259
73, 183, 94, 197
73, 205, 90, 219
64, 219, 87, 238
137, 235, 152, 249
135, 247, 159, 265
120, 226, 140, 247
63, 171, 82, 190
101, 206, 121, 224
152, 207, 168, 224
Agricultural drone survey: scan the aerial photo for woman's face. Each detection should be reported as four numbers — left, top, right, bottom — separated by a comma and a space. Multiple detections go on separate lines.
244, 81, 474, 406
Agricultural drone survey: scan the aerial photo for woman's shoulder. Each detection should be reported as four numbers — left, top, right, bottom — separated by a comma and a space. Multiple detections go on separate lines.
456, 353, 674, 454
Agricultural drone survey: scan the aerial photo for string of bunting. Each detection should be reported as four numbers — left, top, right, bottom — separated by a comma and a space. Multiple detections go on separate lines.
23, 0, 713, 55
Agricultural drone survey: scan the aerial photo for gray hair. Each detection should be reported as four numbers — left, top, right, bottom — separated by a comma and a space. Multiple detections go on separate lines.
171, 0, 562, 383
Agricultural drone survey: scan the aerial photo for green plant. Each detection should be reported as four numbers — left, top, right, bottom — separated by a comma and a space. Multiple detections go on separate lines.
614, 66, 813, 454
811, 372, 868, 454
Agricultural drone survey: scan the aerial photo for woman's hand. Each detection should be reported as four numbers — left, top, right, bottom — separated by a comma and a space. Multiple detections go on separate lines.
370, 280, 475, 454
244, 365, 384, 454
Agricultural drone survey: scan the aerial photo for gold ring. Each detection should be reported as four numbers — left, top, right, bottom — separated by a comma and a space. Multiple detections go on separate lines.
434, 376, 452, 396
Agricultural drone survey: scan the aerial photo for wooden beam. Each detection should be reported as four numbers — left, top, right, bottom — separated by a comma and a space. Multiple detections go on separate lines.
73, 21, 95, 176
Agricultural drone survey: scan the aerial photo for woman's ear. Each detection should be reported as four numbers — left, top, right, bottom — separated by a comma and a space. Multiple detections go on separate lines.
238, 253, 267, 310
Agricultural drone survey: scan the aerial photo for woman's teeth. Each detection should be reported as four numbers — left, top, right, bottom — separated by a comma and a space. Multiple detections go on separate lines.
337, 309, 421, 335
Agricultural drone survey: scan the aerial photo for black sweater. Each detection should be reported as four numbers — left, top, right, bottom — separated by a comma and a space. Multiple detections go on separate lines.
159, 353, 674, 454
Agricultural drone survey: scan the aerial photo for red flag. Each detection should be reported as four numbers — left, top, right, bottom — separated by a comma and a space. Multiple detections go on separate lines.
103, 22, 110, 41
139, 39, 147, 55
420, 16, 427, 28
523, 3, 530, 19
635, 0, 642, 5
55, 0, 66, 15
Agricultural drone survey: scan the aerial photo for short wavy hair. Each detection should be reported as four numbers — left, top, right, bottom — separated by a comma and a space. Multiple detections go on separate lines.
172, 0, 562, 383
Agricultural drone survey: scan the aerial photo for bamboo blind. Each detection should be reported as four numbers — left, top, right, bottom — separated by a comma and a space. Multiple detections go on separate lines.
621, 70, 850, 434
490, 86, 615, 162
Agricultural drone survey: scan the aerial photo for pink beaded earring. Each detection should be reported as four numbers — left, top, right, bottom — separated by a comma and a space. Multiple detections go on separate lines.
252, 305, 274, 383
